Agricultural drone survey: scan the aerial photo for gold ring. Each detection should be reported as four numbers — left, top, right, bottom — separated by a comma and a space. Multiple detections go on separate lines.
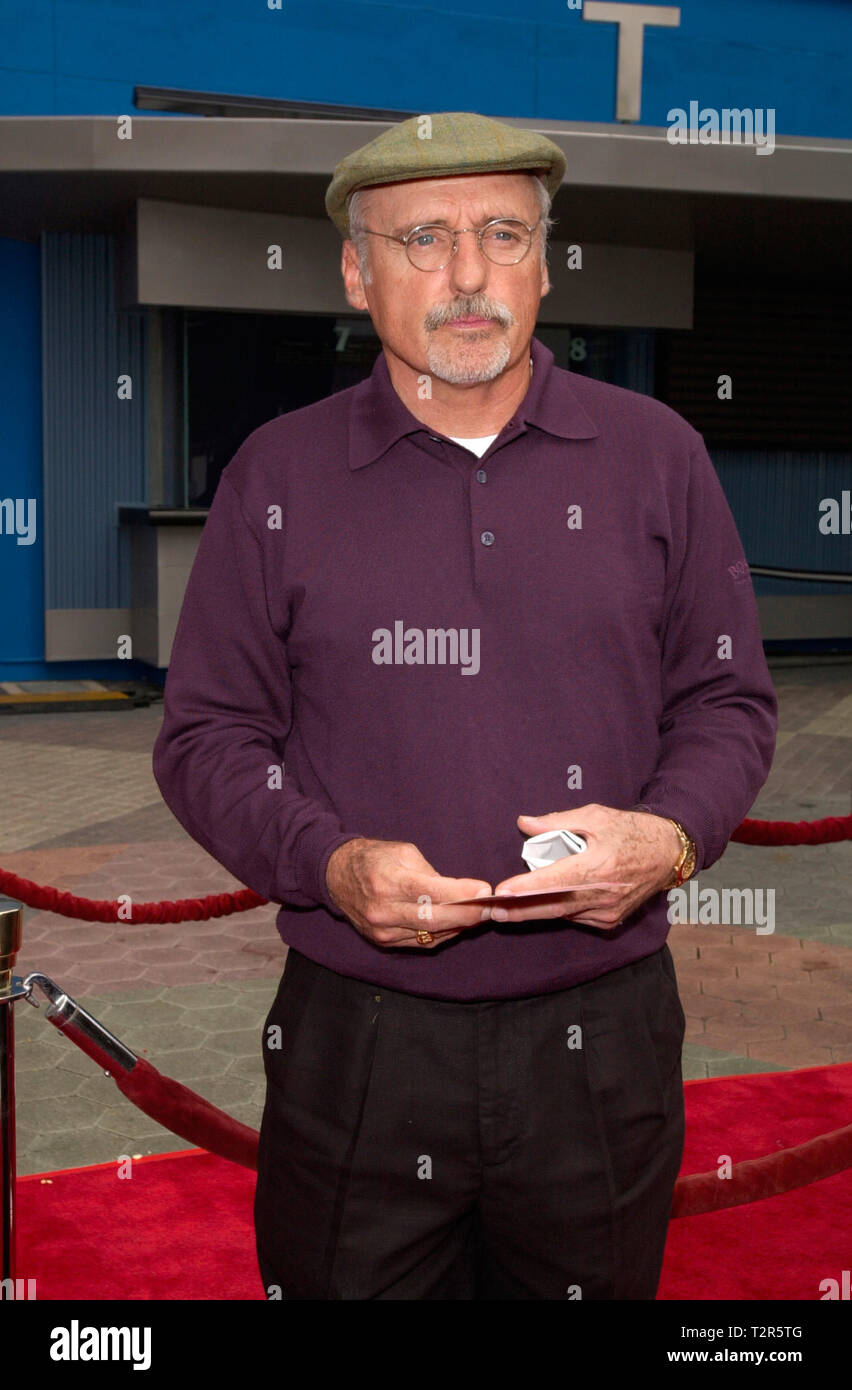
416, 930, 434, 945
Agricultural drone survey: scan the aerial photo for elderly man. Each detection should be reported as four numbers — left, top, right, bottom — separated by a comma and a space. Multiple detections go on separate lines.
152, 111, 777, 1300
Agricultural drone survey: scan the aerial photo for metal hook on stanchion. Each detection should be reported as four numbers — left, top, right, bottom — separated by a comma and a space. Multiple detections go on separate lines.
23, 974, 137, 1074
0, 896, 27, 1285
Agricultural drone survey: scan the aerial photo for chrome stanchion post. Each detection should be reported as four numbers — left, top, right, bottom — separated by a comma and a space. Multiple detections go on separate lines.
0, 897, 27, 1285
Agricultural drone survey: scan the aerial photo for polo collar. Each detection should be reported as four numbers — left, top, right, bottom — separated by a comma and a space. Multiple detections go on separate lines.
348, 333, 599, 471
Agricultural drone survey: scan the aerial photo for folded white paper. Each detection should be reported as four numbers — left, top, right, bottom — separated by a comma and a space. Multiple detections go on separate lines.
521, 828, 587, 871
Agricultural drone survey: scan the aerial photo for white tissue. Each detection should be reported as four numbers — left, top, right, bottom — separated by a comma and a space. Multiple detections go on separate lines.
521, 829, 587, 871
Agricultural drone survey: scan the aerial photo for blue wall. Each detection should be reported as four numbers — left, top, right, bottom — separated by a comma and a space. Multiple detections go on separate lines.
0, 236, 43, 671
712, 452, 852, 597
0, 0, 850, 137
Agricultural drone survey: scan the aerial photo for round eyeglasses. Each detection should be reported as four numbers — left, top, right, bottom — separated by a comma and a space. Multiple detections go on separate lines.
358, 217, 541, 271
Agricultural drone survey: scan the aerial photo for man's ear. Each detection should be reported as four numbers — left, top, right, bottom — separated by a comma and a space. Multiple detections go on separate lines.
540, 258, 551, 299
341, 239, 369, 311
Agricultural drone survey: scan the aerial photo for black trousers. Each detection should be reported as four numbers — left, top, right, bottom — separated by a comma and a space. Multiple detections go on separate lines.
254, 943, 685, 1300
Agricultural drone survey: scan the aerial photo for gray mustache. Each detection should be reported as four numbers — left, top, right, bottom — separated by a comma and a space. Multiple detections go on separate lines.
424, 296, 514, 330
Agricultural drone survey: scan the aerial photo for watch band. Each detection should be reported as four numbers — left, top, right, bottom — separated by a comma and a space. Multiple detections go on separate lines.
664, 819, 697, 889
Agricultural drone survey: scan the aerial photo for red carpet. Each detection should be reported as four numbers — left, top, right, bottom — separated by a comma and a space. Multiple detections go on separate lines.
16, 1062, 852, 1300
658, 1061, 852, 1301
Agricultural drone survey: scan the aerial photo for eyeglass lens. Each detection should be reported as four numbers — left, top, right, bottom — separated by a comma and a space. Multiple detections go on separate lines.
406, 221, 532, 269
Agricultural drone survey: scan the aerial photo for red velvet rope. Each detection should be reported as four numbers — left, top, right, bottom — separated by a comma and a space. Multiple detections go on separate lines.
672, 1120, 852, 1217
1, 814, 850, 923
114, 1058, 260, 1171
730, 814, 852, 846
0, 867, 267, 922
61, 1042, 852, 1213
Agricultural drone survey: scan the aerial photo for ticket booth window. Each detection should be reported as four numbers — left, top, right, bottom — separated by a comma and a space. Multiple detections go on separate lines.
179, 311, 653, 507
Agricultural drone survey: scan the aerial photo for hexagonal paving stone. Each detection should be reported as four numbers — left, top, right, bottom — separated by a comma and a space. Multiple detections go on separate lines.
17, 1094, 108, 1133
232, 940, 284, 963
232, 976, 282, 997
192, 949, 268, 971
79, 960, 149, 985
698, 996, 816, 1026
190, 1075, 265, 1110
784, 1018, 852, 1047
79, 987, 167, 1008
214, 964, 281, 982
747, 1038, 835, 1067
73, 1071, 131, 1103
140, 965, 220, 986
151, 1047, 234, 1081
95, 1105, 176, 1141
227, 918, 281, 940
37, 925, 115, 949
170, 927, 233, 949
165, 983, 241, 1009
55, 1052, 105, 1078
704, 1055, 786, 1077
205, 1028, 263, 1059
19, 1132, 128, 1177
181, 1005, 262, 1034
132, 1023, 208, 1053
14, 939, 66, 960
89, 1000, 187, 1031
130, 947, 202, 966
229, 1053, 265, 1080
14, 1066, 89, 1100
14, 1041, 67, 1073
63, 940, 132, 963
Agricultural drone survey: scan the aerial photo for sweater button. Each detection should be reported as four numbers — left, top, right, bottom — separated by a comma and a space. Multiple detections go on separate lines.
476, 469, 487, 484
480, 530, 495, 546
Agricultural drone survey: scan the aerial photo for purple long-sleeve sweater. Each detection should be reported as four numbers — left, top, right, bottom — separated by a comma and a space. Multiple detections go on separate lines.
152, 335, 777, 1000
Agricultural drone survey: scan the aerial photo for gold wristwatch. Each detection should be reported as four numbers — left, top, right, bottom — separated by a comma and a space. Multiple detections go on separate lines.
663, 819, 697, 889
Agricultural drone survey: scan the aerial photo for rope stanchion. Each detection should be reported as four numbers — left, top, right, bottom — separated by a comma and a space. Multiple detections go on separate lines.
0, 898, 26, 1284
1, 809, 850, 1234
19, 967, 852, 1210
19, 968, 852, 1206
24, 973, 259, 1171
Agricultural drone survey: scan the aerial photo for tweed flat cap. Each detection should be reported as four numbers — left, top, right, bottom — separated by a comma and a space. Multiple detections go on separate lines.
325, 111, 566, 238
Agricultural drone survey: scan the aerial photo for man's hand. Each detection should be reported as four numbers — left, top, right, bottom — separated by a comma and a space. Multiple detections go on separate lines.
326, 837, 493, 949
491, 805, 683, 929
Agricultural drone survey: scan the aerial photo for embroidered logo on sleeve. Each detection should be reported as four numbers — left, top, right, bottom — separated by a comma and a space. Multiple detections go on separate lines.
727, 558, 751, 585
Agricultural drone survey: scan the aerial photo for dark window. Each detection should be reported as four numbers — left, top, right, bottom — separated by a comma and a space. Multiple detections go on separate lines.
182, 311, 382, 506
656, 277, 852, 450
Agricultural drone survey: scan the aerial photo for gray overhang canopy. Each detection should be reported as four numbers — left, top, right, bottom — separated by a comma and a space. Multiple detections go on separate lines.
1, 115, 849, 278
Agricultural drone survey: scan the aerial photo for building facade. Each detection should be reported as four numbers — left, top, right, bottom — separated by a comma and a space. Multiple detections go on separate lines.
1, 0, 850, 681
